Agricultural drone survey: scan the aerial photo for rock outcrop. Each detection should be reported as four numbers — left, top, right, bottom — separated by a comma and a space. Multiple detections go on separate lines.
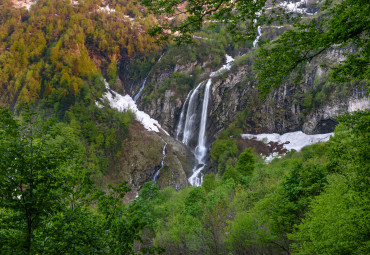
102, 122, 193, 196
122, 46, 368, 149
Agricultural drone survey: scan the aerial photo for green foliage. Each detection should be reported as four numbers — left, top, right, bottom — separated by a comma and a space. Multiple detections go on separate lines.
210, 138, 238, 175
290, 175, 370, 255
140, 110, 369, 255
0, 108, 154, 254
0, 0, 161, 107
255, 0, 369, 96
0, 107, 88, 253
235, 148, 255, 176
328, 110, 370, 191
184, 188, 206, 217
202, 173, 217, 193
226, 211, 272, 255
156, 72, 195, 98
210, 138, 238, 163
222, 165, 243, 183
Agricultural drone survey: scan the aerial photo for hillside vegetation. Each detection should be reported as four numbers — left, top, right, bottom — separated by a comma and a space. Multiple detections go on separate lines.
0, 0, 165, 180
0, 0, 369, 254
1, 107, 368, 254
136, 110, 370, 255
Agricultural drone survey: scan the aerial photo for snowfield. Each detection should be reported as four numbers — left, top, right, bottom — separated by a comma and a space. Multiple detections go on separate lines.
241, 131, 334, 162
97, 80, 169, 135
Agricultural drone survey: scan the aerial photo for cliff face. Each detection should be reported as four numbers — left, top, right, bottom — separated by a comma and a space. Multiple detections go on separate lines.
114, 41, 369, 192
119, 45, 369, 151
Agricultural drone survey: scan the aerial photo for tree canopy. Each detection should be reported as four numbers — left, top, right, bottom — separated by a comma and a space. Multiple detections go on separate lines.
0, 107, 159, 254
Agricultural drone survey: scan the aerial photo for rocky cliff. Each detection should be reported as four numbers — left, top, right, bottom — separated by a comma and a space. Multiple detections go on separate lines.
119, 45, 369, 152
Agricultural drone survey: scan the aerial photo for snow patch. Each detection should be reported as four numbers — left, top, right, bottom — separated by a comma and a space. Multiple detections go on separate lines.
98, 5, 115, 14
192, 35, 213, 41
241, 131, 333, 162
71, 0, 79, 6
98, 80, 168, 135
264, 152, 281, 163
12, 0, 38, 11
279, 0, 310, 14
123, 15, 136, 22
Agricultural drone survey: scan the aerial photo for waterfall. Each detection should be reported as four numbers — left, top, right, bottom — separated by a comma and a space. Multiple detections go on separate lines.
195, 78, 212, 164
188, 78, 212, 186
176, 89, 193, 140
182, 82, 205, 145
158, 52, 165, 62
178, 54, 235, 186
133, 75, 148, 102
253, 26, 261, 47
133, 52, 165, 102
153, 138, 167, 182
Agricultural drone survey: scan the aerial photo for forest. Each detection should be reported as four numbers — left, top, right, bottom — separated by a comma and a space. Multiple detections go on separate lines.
0, 0, 369, 254
1, 105, 369, 254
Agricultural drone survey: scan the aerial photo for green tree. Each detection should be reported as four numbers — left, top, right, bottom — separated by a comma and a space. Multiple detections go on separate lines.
0, 107, 151, 254
0, 107, 89, 253
235, 148, 255, 176
184, 187, 206, 217
202, 173, 217, 193
289, 110, 370, 254
226, 211, 272, 255
290, 175, 370, 255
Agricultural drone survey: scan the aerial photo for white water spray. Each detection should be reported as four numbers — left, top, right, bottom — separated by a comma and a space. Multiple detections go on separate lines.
195, 78, 212, 163
158, 52, 165, 62
182, 82, 205, 145
189, 78, 212, 186
178, 54, 235, 186
176, 90, 193, 140
253, 26, 261, 48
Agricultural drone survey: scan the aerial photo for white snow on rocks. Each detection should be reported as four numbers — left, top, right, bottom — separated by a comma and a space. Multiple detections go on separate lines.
98, 80, 169, 135
210, 54, 235, 77
98, 5, 116, 14
241, 131, 333, 162
278, 0, 316, 15
12, 0, 38, 10
71, 0, 79, 7
192, 35, 213, 41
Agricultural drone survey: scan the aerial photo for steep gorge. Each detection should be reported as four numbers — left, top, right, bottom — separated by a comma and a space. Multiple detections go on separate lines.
117, 41, 369, 185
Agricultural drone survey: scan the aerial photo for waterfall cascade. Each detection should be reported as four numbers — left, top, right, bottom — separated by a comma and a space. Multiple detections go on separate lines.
188, 78, 212, 186
133, 52, 165, 102
177, 55, 234, 186
133, 75, 148, 101
153, 138, 167, 182
253, 26, 261, 47
181, 82, 205, 145
176, 90, 193, 140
